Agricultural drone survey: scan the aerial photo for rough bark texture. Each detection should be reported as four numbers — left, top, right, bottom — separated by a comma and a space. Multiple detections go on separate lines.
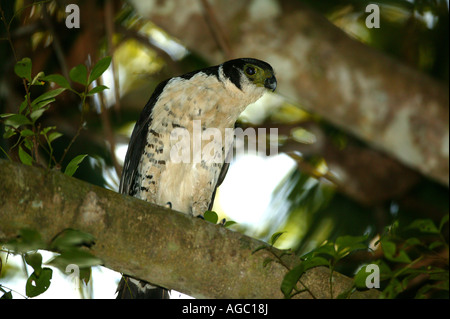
0, 160, 378, 298
130, 0, 449, 186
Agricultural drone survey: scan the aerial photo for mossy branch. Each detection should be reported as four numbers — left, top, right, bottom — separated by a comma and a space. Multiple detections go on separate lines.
0, 160, 379, 299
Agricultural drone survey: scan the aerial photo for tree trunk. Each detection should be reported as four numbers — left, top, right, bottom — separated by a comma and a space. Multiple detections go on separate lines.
130, 0, 449, 186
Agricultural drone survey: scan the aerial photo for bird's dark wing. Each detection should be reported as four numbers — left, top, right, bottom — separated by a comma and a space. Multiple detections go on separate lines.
116, 276, 170, 299
118, 79, 173, 299
208, 150, 231, 211
119, 66, 220, 196
119, 79, 170, 195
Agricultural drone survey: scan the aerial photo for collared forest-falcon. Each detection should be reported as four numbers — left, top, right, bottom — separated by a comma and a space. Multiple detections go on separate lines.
116, 58, 277, 298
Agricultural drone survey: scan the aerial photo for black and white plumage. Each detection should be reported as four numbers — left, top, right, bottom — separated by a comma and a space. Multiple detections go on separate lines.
116, 58, 276, 299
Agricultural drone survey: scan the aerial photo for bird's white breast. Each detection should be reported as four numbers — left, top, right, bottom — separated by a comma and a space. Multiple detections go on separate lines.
136, 69, 265, 216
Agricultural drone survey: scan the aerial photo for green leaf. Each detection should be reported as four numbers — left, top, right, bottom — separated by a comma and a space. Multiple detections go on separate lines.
26, 268, 52, 297
381, 238, 411, 263
270, 231, 286, 246
4, 229, 45, 254
41, 126, 57, 134
377, 259, 393, 278
263, 257, 274, 268
354, 265, 371, 289
401, 273, 419, 292
23, 138, 33, 151
335, 235, 368, 249
19, 98, 29, 114
0, 113, 15, 118
203, 211, 218, 224
304, 256, 330, 269
281, 257, 329, 298
224, 220, 237, 228
30, 107, 49, 123
31, 71, 45, 86
439, 214, 449, 233
4, 114, 32, 128
380, 238, 396, 257
291, 127, 316, 144
403, 237, 422, 249
3, 127, 16, 139
79, 267, 92, 286
32, 98, 55, 112
31, 88, 66, 109
42, 74, 71, 89
428, 241, 444, 250
88, 56, 112, 85
87, 85, 109, 96
428, 269, 449, 282
20, 129, 35, 137
415, 285, 436, 299
306, 241, 336, 259
381, 277, 404, 299
64, 154, 88, 177
47, 131, 63, 143
18, 146, 33, 166
415, 283, 445, 299
24, 252, 43, 276
50, 229, 96, 251
0, 291, 13, 299
47, 249, 102, 269
335, 235, 368, 258
69, 64, 88, 86
281, 266, 302, 298
14, 57, 32, 82
406, 219, 439, 234
252, 244, 269, 254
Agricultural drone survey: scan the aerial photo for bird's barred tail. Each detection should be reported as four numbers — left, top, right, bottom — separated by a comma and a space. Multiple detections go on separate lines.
116, 276, 170, 299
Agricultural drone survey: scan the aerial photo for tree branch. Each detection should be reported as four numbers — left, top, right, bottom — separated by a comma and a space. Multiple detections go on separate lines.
0, 160, 378, 299
134, 0, 449, 186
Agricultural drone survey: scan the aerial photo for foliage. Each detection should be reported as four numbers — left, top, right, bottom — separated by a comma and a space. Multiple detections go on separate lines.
0, 4, 112, 298
302, 0, 449, 82
257, 214, 448, 299
253, 232, 369, 298
203, 210, 237, 227
0, 54, 110, 297
1, 229, 101, 298
355, 214, 449, 299
0, 55, 111, 174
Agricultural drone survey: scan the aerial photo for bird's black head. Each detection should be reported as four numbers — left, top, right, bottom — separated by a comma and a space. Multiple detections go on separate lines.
221, 58, 277, 92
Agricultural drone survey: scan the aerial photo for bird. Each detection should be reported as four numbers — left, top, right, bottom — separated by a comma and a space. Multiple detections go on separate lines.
116, 58, 277, 298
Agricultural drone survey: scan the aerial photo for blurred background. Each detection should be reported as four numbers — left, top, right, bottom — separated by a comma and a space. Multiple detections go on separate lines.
0, 0, 448, 298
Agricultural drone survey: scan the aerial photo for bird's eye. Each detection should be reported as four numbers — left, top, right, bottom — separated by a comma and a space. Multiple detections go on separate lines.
245, 66, 256, 76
